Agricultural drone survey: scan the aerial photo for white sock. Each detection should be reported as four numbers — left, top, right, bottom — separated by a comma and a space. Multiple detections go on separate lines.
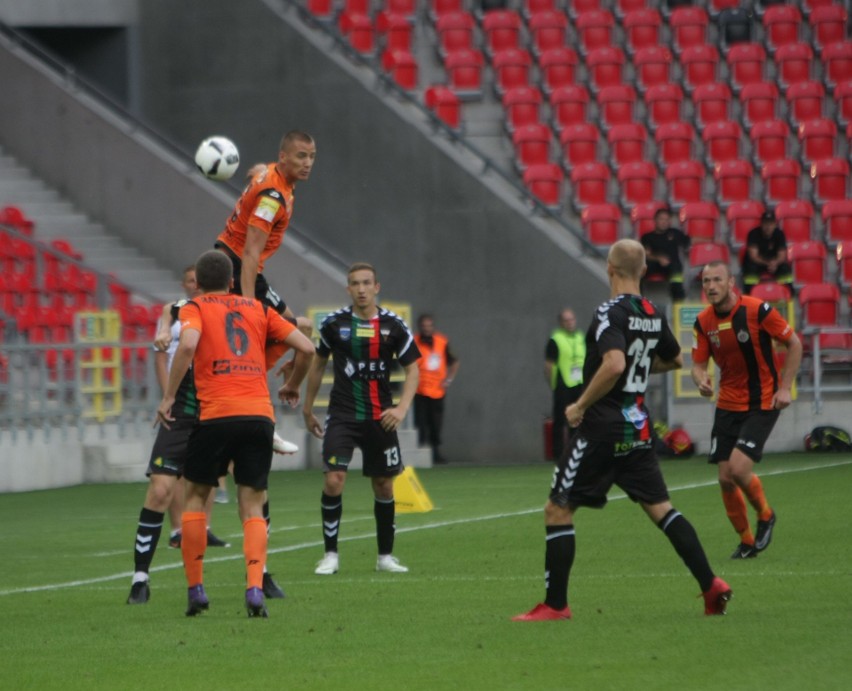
132, 571, 149, 585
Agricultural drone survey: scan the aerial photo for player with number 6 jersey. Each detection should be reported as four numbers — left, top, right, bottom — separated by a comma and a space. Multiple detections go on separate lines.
302, 263, 421, 576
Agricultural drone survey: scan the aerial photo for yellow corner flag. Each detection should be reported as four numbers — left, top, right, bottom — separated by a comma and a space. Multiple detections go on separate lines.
394, 467, 434, 513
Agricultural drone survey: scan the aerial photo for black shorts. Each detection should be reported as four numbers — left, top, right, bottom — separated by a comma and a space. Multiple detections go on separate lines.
322, 417, 404, 478
146, 417, 196, 477
549, 435, 670, 508
214, 242, 287, 314
709, 408, 780, 464
184, 418, 274, 489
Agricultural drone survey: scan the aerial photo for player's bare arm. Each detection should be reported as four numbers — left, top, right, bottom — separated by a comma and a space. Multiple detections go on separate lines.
153, 303, 173, 352
651, 352, 683, 373
239, 225, 267, 299
773, 332, 803, 409
380, 362, 419, 432
277, 328, 315, 408
566, 349, 625, 427
691, 360, 714, 398
301, 353, 329, 438
156, 328, 199, 428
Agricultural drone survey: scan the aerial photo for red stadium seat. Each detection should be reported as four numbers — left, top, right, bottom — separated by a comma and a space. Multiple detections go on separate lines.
523, 163, 564, 207
775, 200, 816, 243
692, 82, 732, 127
538, 47, 579, 94
614, 0, 647, 17
381, 49, 418, 90
643, 83, 683, 129
549, 84, 590, 130
679, 201, 720, 243
680, 44, 719, 91
585, 46, 625, 91
761, 159, 802, 203
607, 122, 647, 167
750, 281, 792, 304
822, 200, 852, 244
575, 10, 615, 54
762, 5, 802, 51
789, 240, 828, 286
567, 0, 602, 19
570, 161, 611, 208
702, 119, 742, 164
785, 81, 826, 126
559, 122, 599, 167
630, 200, 668, 237
338, 13, 376, 55
799, 282, 840, 327
0, 205, 34, 235
482, 10, 523, 54
436, 12, 476, 55
689, 243, 730, 280
775, 43, 814, 89
512, 122, 553, 169
386, 0, 416, 19
750, 119, 790, 164
444, 48, 485, 98
375, 13, 414, 52
343, 0, 369, 14
727, 200, 766, 247
632, 45, 672, 92
797, 119, 837, 164
669, 6, 709, 54
714, 159, 754, 206
492, 48, 533, 95
654, 121, 695, 167
834, 80, 852, 126
502, 85, 543, 131
837, 241, 852, 287
739, 81, 780, 127
810, 5, 849, 51
528, 11, 568, 55
581, 203, 622, 245
617, 161, 658, 206
424, 85, 462, 129
431, 0, 464, 19
596, 84, 637, 129
665, 160, 705, 204
306, 0, 334, 21
623, 9, 662, 53
822, 41, 852, 88
523, 0, 558, 19
726, 43, 767, 90
810, 158, 850, 204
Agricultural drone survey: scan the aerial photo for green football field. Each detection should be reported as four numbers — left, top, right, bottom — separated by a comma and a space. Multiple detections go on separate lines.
1, 453, 850, 690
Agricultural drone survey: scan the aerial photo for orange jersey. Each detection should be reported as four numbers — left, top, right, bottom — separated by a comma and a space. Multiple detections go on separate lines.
414, 333, 449, 399
216, 164, 294, 272
692, 294, 794, 412
179, 294, 297, 421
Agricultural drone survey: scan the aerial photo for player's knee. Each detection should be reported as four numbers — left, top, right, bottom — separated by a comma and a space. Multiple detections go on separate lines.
323, 471, 346, 495
145, 476, 174, 511
544, 499, 572, 525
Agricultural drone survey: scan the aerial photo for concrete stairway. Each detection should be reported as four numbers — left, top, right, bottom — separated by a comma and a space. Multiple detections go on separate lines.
0, 147, 178, 304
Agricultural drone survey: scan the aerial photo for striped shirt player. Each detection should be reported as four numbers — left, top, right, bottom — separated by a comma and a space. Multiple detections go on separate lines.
302, 263, 421, 577
514, 239, 730, 622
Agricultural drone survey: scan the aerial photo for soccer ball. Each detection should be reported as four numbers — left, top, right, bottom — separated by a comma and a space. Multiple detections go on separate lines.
194, 136, 240, 181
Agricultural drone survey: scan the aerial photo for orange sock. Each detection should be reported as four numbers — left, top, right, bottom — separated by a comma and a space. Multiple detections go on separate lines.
721, 487, 754, 545
181, 511, 207, 587
243, 517, 268, 590
744, 474, 773, 521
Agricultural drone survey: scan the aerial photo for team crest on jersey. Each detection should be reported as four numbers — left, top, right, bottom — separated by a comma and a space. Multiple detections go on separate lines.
737, 329, 750, 343
621, 403, 648, 430
339, 327, 351, 341
709, 330, 721, 348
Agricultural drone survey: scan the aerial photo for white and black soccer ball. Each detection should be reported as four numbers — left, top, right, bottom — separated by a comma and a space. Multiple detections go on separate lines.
194, 136, 240, 181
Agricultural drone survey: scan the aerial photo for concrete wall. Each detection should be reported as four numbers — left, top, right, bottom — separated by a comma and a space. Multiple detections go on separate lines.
133, 0, 610, 461
0, 0, 137, 26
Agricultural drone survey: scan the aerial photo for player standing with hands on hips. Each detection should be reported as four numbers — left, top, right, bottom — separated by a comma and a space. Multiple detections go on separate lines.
691, 261, 802, 559
302, 263, 421, 576
514, 239, 731, 621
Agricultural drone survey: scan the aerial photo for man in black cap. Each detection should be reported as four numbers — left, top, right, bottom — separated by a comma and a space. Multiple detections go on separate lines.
640, 207, 691, 302
740, 210, 794, 296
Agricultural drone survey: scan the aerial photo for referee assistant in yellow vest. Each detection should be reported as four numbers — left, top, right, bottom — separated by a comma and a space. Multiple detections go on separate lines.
545, 308, 585, 459
413, 314, 460, 465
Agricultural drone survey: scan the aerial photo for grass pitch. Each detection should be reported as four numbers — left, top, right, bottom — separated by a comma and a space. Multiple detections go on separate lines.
1, 453, 850, 690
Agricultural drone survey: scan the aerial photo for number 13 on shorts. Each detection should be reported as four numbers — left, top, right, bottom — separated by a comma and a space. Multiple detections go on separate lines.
384, 446, 401, 467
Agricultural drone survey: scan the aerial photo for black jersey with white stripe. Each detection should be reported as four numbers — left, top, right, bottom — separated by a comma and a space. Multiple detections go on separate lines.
317, 307, 420, 421
580, 294, 680, 445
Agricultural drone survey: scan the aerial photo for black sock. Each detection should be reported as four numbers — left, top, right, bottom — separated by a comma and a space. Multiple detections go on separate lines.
321, 492, 342, 553
659, 509, 715, 592
133, 507, 164, 574
374, 497, 396, 555
263, 500, 271, 535
544, 524, 575, 610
